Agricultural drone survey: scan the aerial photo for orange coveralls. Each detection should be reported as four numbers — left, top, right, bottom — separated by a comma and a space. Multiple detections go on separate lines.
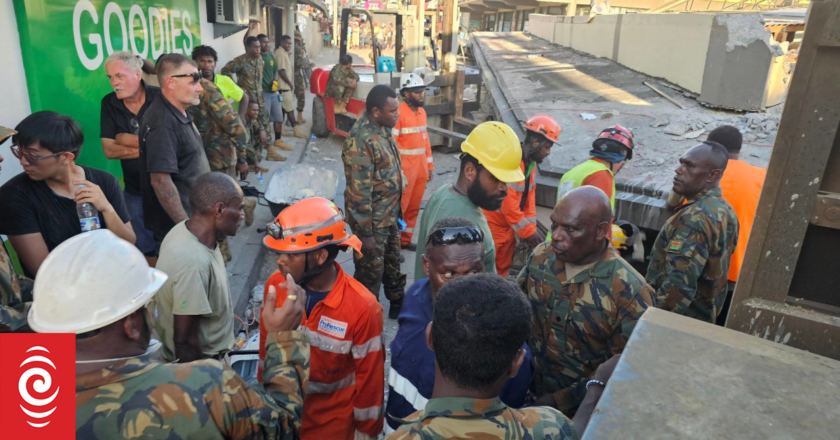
259, 264, 385, 439
392, 101, 433, 246
485, 161, 536, 278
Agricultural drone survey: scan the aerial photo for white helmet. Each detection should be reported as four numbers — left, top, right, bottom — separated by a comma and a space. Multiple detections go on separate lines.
399, 73, 426, 91
28, 230, 167, 334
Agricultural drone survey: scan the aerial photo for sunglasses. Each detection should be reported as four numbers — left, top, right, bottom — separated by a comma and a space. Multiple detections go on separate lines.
11, 144, 74, 164
425, 226, 484, 247
170, 72, 201, 84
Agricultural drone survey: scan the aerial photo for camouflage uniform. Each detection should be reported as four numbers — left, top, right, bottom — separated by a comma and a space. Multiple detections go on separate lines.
245, 117, 265, 166
293, 45, 307, 113
518, 243, 654, 412
385, 397, 579, 440
325, 65, 360, 103
221, 54, 268, 132
188, 79, 248, 175
342, 112, 405, 302
646, 186, 739, 323
0, 243, 31, 332
76, 331, 309, 439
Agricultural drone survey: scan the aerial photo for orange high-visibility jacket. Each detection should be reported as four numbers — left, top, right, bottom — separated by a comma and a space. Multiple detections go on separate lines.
719, 159, 766, 282
485, 161, 537, 239
261, 264, 385, 439
392, 101, 434, 171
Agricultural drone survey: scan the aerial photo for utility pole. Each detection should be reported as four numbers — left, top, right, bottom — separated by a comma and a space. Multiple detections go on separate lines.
441, 0, 458, 73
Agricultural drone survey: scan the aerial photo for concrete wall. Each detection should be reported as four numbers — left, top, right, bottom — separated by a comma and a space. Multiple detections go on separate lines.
0, 0, 31, 184
616, 14, 714, 93
527, 12, 788, 110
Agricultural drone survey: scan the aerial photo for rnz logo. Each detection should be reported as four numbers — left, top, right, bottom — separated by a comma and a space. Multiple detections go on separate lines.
19, 346, 60, 428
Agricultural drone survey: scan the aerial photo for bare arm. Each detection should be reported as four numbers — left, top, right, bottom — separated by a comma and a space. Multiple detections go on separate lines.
174, 314, 203, 362
150, 173, 188, 224
8, 234, 49, 276
101, 137, 139, 160
238, 93, 250, 120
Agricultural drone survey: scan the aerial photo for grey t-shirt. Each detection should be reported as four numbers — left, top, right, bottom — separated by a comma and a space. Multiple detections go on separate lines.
152, 221, 234, 361
139, 95, 210, 238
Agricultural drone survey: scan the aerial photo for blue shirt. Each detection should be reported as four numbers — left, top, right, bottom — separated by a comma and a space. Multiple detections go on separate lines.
385, 278, 535, 431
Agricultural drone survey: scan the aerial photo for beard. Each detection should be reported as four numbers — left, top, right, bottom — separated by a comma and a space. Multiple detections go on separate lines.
410, 96, 425, 108
468, 177, 506, 211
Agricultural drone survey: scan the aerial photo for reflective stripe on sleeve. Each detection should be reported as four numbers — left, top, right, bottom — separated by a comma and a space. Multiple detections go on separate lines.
353, 405, 384, 421
400, 148, 426, 155
351, 335, 383, 359
399, 125, 427, 134
511, 218, 531, 231
426, 157, 433, 163
308, 371, 356, 394
387, 368, 430, 411
508, 182, 525, 192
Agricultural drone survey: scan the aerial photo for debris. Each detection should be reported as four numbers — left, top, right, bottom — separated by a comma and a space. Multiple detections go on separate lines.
580, 113, 598, 120
323, 157, 337, 162
698, 114, 714, 125
601, 111, 620, 119
682, 129, 706, 139
745, 113, 767, 126
763, 120, 778, 131
665, 122, 689, 136
311, 146, 320, 153
651, 114, 670, 128
644, 81, 687, 110
755, 132, 768, 139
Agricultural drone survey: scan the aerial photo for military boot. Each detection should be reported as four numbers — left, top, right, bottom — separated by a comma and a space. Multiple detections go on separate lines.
267, 147, 288, 162
297, 111, 308, 123
243, 196, 257, 226
293, 125, 308, 139
273, 138, 294, 151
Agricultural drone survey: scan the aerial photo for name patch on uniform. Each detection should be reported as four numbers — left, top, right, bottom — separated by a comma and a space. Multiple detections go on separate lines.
318, 316, 348, 339
668, 240, 683, 253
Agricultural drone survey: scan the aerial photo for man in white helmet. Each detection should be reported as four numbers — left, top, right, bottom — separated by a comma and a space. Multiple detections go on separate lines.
27, 229, 310, 439
393, 72, 433, 252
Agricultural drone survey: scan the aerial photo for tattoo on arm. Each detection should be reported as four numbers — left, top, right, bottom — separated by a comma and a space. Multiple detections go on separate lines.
151, 173, 188, 224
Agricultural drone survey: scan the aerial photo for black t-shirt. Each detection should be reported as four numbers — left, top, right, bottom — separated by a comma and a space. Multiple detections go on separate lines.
100, 81, 161, 196
139, 94, 211, 239
304, 286, 331, 317
0, 166, 131, 277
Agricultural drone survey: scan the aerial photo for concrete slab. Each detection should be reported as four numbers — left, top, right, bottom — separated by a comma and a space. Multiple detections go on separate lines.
584, 308, 840, 440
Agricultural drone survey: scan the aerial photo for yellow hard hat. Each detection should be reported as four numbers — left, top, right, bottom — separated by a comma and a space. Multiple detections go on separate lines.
611, 224, 628, 250
461, 122, 525, 183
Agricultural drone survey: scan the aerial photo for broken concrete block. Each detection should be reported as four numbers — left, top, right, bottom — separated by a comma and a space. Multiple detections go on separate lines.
311, 147, 320, 153
744, 133, 756, 142
580, 113, 598, 121
755, 132, 768, 139
651, 114, 670, 128
665, 122, 689, 136
682, 129, 706, 139
763, 120, 778, 131
745, 113, 767, 126
601, 111, 620, 119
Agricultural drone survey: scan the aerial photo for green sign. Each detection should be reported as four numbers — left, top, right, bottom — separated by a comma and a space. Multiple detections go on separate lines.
14, 0, 201, 176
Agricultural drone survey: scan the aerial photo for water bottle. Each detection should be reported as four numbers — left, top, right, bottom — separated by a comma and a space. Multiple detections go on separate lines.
257, 170, 263, 182
310, 133, 317, 141
76, 184, 100, 232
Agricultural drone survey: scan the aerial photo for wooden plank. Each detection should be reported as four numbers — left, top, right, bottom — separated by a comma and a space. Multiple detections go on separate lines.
454, 70, 465, 119
427, 125, 467, 140
422, 100, 479, 116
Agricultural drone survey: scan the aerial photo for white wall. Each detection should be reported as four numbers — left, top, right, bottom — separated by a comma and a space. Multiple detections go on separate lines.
0, 1, 32, 185
199, 0, 250, 69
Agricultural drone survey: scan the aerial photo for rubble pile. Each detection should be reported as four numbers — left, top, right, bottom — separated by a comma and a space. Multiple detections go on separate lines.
651, 112, 781, 144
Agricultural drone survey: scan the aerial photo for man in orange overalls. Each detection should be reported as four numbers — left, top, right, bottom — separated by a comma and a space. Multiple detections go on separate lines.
259, 197, 385, 440
485, 115, 561, 277
393, 72, 433, 251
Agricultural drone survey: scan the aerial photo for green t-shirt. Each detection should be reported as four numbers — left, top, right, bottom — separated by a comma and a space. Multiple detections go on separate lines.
261, 52, 277, 92
413, 184, 496, 279
152, 221, 234, 361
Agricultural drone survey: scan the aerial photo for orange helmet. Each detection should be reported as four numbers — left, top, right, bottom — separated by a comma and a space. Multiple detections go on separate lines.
263, 197, 362, 256
524, 114, 561, 144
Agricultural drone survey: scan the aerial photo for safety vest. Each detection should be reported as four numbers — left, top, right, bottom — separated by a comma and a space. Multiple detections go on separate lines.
392, 101, 434, 170
557, 159, 616, 209
485, 160, 537, 239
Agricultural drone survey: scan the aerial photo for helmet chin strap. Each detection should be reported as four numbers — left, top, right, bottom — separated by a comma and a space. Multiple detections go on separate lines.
299, 251, 332, 285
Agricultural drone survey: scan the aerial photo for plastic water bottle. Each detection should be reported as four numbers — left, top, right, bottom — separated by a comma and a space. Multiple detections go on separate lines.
76, 184, 100, 232
310, 133, 317, 141
257, 170, 263, 182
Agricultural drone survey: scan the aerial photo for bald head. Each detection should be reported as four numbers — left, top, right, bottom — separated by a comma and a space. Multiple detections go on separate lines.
190, 172, 244, 215
549, 186, 612, 264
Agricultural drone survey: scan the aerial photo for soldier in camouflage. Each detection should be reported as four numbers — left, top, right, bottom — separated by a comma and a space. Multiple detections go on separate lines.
293, 33, 312, 122
647, 141, 739, 323
519, 186, 654, 413
0, 126, 31, 333
29, 230, 311, 439
385, 274, 579, 440
326, 54, 360, 113
221, 37, 267, 133
342, 84, 405, 319
245, 101, 270, 171
188, 78, 249, 179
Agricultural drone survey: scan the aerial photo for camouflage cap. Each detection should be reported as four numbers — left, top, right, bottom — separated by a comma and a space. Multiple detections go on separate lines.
0, 126, 16, 145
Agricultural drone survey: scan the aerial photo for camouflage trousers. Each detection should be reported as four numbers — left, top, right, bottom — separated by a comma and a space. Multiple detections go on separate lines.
246, 143, 264, 166
351, 224, 406, 303
248, 89, 271, 134
294, 71, 306, 112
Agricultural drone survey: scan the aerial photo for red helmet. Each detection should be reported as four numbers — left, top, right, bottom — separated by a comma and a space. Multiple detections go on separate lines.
593, 125, 635, 160
524, 114, 561, 144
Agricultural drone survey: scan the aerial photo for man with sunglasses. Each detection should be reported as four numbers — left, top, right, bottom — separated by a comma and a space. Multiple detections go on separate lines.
413, 121, 525, 281
0, 112, 135, 277
519, 186, 654, 414
647, 141, 738, 323
385, 217, 534, 434
139, 54, 211, 253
